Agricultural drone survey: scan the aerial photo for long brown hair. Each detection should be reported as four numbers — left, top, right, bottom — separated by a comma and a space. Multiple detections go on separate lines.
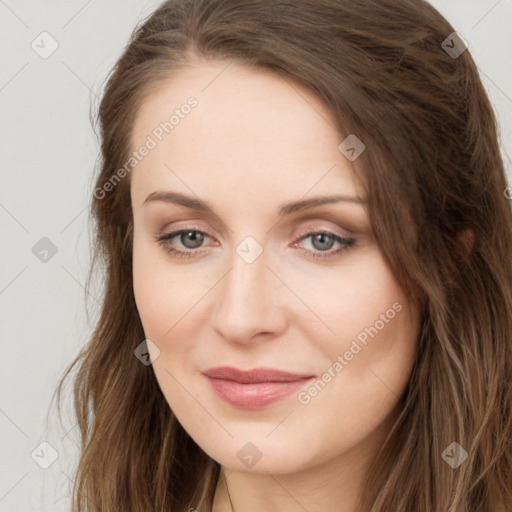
54, 0, 512, 510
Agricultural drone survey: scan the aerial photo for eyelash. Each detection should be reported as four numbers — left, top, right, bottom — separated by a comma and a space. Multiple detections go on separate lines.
154, 226, 356, 261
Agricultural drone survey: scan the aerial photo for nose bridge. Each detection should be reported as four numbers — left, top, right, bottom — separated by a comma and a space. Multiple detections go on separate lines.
212, 237, 285, 342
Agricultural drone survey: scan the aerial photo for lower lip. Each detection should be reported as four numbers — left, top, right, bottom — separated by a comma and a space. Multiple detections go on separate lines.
204, 376, 314, 409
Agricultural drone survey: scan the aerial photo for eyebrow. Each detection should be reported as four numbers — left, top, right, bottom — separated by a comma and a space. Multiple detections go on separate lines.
143, 190, 367, 216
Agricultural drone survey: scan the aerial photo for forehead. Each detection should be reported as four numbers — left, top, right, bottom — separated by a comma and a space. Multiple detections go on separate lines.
130, 60, 364, 210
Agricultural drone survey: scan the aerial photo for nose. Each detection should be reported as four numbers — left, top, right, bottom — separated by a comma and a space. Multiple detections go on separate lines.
211, 244, 288, 345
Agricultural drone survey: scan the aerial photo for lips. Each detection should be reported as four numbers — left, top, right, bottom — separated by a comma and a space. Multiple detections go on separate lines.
202, 366, 315, 409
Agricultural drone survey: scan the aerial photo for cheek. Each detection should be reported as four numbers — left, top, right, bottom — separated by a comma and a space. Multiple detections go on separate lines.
132, 235, 177, 341
288, 256, 419, 464
286, 247, 411, 349
132, 231, 205, 340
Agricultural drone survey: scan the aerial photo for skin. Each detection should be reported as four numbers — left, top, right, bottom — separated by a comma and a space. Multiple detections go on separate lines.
130, 58, 422, 512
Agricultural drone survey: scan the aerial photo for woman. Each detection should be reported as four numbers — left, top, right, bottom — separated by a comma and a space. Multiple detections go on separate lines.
55, 0, 512, 510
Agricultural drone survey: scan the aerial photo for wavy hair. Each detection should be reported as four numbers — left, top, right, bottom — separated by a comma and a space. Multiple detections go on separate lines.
54, 0, 512, 510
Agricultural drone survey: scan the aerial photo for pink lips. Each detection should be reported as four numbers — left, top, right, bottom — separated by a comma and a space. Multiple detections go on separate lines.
202, 366, 315, 409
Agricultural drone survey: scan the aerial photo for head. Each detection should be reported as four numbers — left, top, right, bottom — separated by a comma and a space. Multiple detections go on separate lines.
130, 54, 423, 489
57, 1, 512, 511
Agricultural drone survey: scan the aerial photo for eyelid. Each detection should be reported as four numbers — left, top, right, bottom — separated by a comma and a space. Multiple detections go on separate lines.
293, 221, 353, 240
156, 220, 351, 245
156, 223, 215, 240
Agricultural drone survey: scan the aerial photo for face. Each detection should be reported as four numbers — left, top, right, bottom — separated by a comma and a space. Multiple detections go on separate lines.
130, 59, 421, 475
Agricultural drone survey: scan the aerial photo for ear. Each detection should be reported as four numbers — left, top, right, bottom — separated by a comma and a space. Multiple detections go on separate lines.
456, 228, 475, 259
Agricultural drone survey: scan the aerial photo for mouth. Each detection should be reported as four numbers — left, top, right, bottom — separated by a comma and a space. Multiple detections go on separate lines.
202, 366, 316, 409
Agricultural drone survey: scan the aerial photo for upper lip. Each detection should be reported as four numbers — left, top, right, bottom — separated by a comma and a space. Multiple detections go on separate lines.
202, 366, 315, 383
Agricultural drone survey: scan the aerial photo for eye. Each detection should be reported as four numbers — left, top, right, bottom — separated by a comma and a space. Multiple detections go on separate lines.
154, 227, 356, 261
155, 227, 213, 259
292, 230, 356, 260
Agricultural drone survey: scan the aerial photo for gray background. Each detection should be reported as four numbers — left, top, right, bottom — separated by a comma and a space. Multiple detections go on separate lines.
1, 1, 511, 510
